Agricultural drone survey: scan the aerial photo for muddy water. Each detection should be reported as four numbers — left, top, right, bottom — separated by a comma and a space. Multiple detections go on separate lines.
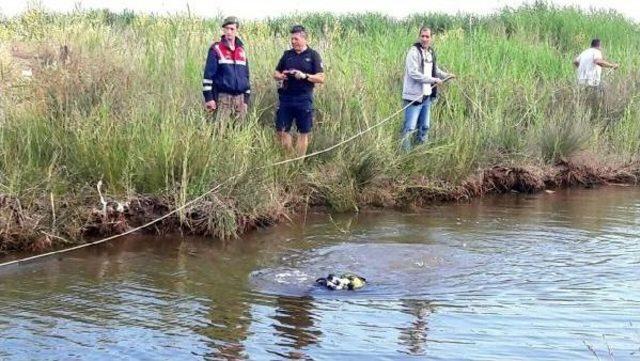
1, 188, 640, 360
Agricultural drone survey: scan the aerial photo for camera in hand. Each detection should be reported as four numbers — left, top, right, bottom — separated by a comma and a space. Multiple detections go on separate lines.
285, 69, 298, 79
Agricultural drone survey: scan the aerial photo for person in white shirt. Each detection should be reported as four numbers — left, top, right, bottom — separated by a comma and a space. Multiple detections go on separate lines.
573, 38, 618, 87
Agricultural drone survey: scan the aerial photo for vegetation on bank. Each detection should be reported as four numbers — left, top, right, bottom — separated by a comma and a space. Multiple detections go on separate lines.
1, 3, 640, 253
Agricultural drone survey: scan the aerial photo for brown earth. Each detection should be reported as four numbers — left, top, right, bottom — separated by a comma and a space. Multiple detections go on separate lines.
1, 158, 638, 256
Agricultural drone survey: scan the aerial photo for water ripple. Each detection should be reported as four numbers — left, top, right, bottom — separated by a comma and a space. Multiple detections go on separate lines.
2, 188, 640, 359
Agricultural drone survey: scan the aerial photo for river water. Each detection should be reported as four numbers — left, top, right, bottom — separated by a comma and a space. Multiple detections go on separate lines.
1, 188, 639, 360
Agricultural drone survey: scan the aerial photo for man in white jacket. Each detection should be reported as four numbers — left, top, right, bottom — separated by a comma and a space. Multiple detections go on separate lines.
401, 27, 454, 151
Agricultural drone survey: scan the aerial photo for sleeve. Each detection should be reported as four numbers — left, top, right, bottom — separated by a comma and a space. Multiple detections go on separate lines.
593, 49, 603, 62
406, 47, 437, 84
311, 51, 324, 74
435, 66, 450, 79
203, 45, 218, 102
244, 58, 251, 104
275, 52, 287, 72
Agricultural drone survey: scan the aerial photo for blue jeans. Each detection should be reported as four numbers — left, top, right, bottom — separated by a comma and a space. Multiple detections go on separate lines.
401, 97, 432, 151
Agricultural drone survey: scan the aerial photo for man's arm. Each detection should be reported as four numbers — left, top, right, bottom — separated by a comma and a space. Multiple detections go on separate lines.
288, 70, 324, 83
307, 51, 325, 84
244, 58, 251, 104
203, 45, 218, 110
595, 58, 619, 69
306, 72, 324, 84
435, 66, 456, 80
274, 52, 288, 80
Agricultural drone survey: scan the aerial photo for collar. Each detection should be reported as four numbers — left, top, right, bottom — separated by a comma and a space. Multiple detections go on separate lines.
292, 46, 310, 55
414, 42, 433, 52
219, 36, 244, 48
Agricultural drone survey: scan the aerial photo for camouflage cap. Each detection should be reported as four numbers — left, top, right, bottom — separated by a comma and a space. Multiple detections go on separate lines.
222, 16, 239, 28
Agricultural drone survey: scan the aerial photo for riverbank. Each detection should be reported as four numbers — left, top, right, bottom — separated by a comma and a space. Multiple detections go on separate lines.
2, 4, 640, 254
1, 156, 637, 255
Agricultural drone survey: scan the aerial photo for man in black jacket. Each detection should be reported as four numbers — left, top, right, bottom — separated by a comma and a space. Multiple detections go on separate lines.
202, 16, 251, 121
273, 25, 325, 156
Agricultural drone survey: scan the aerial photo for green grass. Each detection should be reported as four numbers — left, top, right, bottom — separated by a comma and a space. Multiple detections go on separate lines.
1, 3, 640, 244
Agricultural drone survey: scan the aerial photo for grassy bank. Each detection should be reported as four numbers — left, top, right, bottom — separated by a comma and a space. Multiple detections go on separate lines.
2, 3, 640, 253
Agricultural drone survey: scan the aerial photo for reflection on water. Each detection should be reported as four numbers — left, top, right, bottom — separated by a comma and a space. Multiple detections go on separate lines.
271, 296, 320, 360
1, 187, 640, 359
398, 299, 434, 356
